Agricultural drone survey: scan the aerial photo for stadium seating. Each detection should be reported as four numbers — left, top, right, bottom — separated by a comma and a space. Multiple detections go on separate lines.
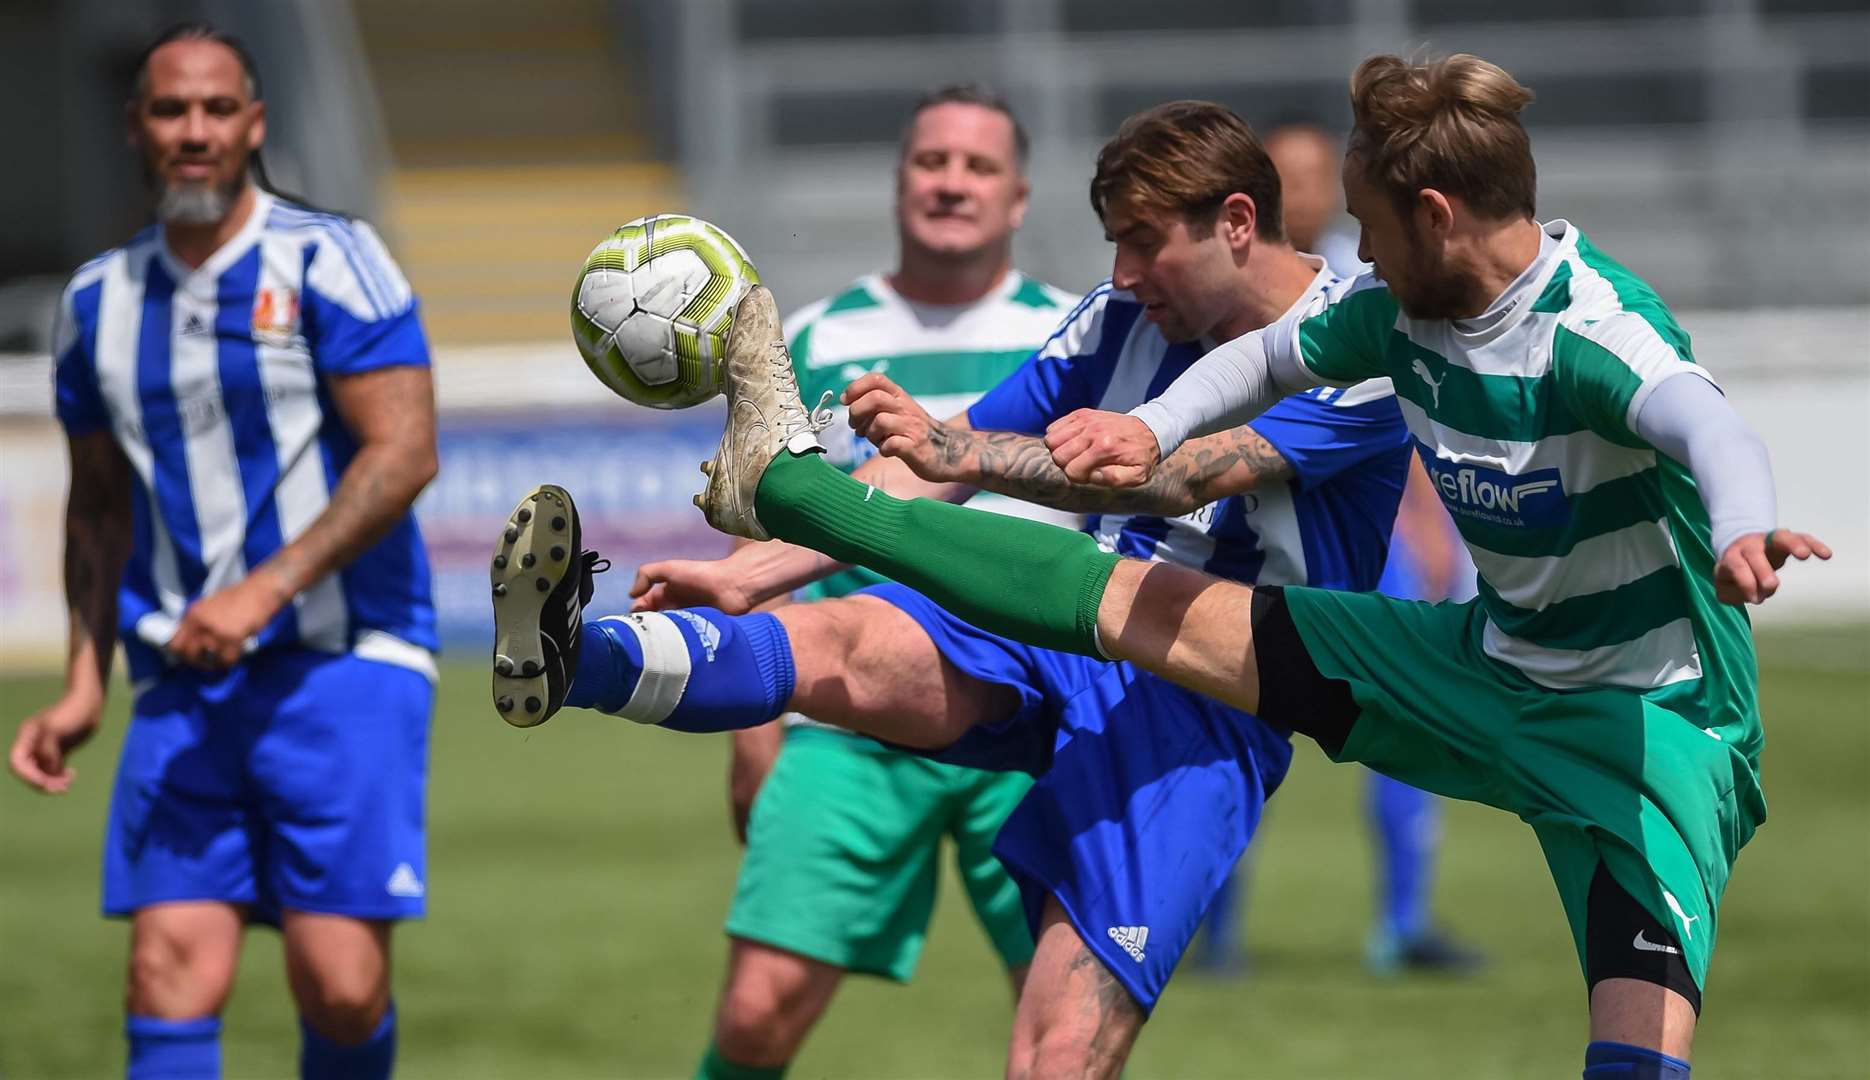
356, 0, 682, 343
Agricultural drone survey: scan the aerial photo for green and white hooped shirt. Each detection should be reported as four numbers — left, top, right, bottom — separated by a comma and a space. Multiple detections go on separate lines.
1272, 222, 1757, 732
786, 270, 1082, 606
781, 270, 1079, 731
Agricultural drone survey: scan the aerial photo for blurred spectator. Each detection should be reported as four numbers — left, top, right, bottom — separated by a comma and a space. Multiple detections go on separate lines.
1265, 122, 1366, 277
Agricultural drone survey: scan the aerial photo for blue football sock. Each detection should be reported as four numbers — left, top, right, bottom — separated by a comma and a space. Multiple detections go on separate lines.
565, 610, 795, 732
1583, 1040, 1690, 1078
1369, 771, 1437, 939
127, 1014, 221, 1080
300, 1001, 395, 1080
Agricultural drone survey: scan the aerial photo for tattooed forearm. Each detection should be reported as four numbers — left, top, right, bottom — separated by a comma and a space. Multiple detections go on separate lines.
64, 434, 134, 685
256, 365, 438, 597
930, 422, 1292, 515
260, 452, 411, 595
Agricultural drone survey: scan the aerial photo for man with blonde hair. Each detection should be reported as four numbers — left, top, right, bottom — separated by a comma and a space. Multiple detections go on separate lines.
659, 54, 1828, 1078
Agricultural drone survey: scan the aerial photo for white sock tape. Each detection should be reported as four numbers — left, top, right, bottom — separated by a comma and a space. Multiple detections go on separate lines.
596, 613, 693, 725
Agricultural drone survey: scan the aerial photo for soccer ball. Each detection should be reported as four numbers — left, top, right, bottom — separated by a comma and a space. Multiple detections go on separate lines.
570, 214, 761, 409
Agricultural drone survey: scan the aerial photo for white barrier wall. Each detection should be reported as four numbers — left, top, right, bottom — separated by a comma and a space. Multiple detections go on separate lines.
1, 309, 1865, 671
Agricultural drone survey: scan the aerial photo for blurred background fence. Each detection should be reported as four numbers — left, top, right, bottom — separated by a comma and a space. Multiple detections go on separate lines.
0, 0, 1864, 668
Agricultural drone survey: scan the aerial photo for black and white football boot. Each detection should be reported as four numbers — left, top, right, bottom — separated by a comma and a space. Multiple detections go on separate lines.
489, 484, 607, 727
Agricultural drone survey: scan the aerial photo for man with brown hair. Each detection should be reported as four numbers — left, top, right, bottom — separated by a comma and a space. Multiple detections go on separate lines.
500, 100, 1416, 1077
666, 54, 1828, 1077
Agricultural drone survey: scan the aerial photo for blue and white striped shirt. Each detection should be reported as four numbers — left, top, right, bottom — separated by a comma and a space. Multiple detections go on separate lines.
52, 191, 437, 683
967, 259, 1411, 592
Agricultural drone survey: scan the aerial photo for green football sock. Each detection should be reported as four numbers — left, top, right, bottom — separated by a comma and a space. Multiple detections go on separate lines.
695, 1044, 786, 1080
755, 451, 1118, 657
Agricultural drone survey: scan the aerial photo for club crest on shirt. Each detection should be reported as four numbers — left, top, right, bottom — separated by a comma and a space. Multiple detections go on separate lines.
251, 286, 301, 346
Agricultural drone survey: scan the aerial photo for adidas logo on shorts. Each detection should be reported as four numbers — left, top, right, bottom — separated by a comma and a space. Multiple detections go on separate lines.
385, 862, 426, 898
1107, 925, 1149, 962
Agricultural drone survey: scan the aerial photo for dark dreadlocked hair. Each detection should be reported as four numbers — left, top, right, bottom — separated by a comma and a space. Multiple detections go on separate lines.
129, 22, 328, 214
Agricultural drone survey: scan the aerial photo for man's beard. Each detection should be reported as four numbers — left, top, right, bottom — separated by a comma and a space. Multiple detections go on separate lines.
156, 175, 244, 226
1391, 227, 1479, 321
1392, 263, 1476, 321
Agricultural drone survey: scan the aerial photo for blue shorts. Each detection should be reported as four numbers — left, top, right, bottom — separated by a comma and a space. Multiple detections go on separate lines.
103, 648, 433, 924
864, 583, 1294, 1013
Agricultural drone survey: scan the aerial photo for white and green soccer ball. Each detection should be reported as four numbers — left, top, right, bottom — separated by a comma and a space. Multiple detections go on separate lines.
570, 213, 761, 409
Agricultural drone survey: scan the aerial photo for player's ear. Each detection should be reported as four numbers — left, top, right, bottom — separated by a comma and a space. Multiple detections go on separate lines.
1417, 188, 1455, 238
1008, 174, 1030, 230
1220, 192, 1257, 251
248, 99, 266, 153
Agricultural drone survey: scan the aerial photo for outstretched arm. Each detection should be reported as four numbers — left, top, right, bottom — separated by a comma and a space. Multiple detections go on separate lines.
846, 371, 1290, 513
630, 450, 975, 613
1045, 324, 1329, 487
10, 431, 134, 793
1632, 372, 1829, 604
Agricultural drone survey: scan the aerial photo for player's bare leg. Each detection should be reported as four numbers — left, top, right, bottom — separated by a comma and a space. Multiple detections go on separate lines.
1590, 980, 1696, 1062
490, 474, 1020, 747
1091, 560, 1265, 715
1006, 897, 1144, 1080
774, 596, 1021, 749
282, 912, 393, 1044
126, 901, 245, 1019
708, 938, 845, 1068
704, 280, 1271, 716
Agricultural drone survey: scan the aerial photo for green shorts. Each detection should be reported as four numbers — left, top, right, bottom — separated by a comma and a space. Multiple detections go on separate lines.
725, 725, 1036, 981
1283, 588, 1764, 991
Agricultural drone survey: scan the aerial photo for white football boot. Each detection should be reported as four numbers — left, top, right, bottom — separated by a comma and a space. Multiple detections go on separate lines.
695, 285, 833, 540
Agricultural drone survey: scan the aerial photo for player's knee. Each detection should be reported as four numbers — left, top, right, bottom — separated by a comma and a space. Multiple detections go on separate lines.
1006, 1015, 1072, 1080
1010, 964, 1141, 1079
282, 913, 392, 1042
126, 925, 235, 1017
294, 974, 390, 1045
713, 985, 802, 1062
788, 598, 972, 746
713, 959, 825, 1062
1005, 1031, 1038, 1080
1021, 1020, 1126, 1080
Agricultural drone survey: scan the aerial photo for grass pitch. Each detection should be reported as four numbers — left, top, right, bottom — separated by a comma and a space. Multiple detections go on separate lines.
2, 626, 1864, 1078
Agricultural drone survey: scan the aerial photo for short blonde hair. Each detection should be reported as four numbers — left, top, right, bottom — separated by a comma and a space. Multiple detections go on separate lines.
1347, 54, 1536, 220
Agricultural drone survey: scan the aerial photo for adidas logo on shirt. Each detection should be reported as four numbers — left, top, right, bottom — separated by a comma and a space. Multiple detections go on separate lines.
180, 313, 209, 337
1107, 925, 1149, 962
385, 862, 426, 898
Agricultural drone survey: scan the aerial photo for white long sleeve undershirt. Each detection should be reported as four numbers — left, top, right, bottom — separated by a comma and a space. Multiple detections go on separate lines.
1128, 326, 1325, 456
1129, 348, 1775, 559
1632, 371, 1777, 556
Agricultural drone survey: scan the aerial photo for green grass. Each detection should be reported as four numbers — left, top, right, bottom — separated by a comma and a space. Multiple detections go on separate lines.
2, 627, 1865, 1079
